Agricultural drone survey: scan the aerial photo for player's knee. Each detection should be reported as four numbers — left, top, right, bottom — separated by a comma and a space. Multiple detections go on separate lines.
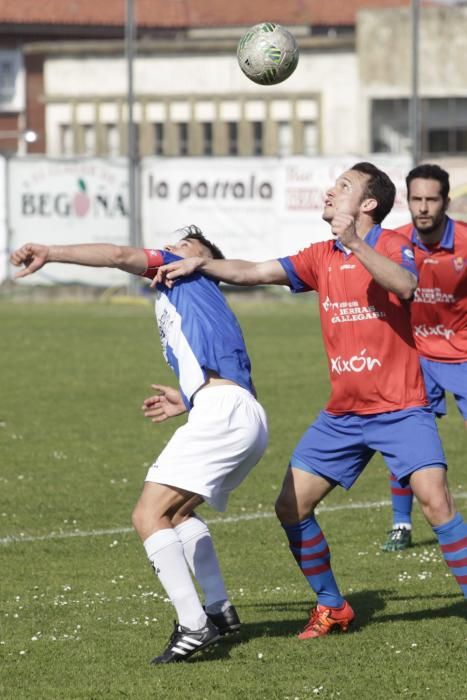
419, 495, 455, 526
275, 492, 311, 525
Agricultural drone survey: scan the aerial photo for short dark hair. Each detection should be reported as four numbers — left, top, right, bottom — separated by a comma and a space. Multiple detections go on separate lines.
406, 164, 450, 200
179, 224, 225, 259
350, 162, 396, 223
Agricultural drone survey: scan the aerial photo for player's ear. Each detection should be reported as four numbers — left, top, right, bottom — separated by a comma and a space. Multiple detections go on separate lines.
361, 198, 377, 215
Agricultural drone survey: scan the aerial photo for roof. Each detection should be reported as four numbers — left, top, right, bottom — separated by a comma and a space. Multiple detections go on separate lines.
0, 0, 410, 29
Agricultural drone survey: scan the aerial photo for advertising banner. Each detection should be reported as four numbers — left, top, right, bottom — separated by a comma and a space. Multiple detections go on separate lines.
142, 155, 412, 259
3, 154, 419, 287
8, 158, 130, 286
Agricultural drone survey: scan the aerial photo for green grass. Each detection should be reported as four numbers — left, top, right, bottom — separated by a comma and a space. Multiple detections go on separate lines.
0, 298, 465, 700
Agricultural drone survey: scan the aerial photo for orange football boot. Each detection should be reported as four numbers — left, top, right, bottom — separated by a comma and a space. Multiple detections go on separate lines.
298, 600, 355, 639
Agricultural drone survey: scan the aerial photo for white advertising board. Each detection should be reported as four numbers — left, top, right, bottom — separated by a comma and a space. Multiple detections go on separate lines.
142, 155, 412, 259
3, 154, 416, 287
8, 158, 130, 286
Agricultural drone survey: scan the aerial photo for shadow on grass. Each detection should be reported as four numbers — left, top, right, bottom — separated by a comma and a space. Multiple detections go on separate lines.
188, 591, 465, 664
374, 595, 465, 623
189, 590, 387, 663
410, 536, 439, 547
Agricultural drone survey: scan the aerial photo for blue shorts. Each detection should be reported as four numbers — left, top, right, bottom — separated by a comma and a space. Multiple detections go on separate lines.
290, 407, 446, 490
420, 357, 467, 420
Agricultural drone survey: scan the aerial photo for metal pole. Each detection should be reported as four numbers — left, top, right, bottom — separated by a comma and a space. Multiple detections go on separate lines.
409, 0, 420, 167
125, 0, 140, 294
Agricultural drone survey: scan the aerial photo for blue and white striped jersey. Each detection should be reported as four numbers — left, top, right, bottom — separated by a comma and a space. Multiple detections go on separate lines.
153, 251, 255, 409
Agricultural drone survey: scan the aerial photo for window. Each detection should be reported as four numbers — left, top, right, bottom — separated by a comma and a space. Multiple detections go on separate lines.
371, 99, 410, 154
252, 121, 263, 156
105, 124, 119, 157
227, 121, 238, 156
0, 59, 15, 101
202, 122, 213, 156
178, 122, 189, 156
371, 97, 467, 156
154, 122, 164, 155
82, 124, 95, 156
303, 121, 318, 156
60, 124, 73, 156
277, 121, 292, 156
423, 98, 467, 155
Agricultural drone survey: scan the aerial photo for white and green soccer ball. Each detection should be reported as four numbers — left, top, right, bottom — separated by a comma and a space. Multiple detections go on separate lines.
237, 22, 299, 86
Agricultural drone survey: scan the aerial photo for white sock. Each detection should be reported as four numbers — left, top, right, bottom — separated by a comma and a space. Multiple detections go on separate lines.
143, 528, 207, 630
175, 516, 230, 612
393, 523, 412, 531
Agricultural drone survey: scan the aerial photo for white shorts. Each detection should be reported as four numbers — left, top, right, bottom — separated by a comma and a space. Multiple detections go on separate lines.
145, 385, 268, 511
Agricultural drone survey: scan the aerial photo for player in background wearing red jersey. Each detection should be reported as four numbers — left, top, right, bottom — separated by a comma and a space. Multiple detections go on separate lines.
382, 164, 467, 552
154, 162, 467, 637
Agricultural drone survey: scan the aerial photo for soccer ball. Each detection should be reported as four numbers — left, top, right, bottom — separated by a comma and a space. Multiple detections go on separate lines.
237, 22, 299, 86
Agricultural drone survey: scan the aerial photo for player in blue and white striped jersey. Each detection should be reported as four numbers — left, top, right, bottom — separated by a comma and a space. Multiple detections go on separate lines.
10, 226, 269, 665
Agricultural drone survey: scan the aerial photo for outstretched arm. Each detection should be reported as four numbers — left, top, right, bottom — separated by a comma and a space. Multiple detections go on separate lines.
10, 243, 148, 278
332, 214, 417, 300
153, 256, 288, 288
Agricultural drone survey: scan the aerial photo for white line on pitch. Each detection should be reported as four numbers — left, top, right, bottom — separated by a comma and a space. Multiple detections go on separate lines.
1, 493, 466, 546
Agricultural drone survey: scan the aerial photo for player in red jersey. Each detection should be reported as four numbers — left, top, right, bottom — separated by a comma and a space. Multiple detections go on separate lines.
154, 162, 467, 637
382, 164, 467, 552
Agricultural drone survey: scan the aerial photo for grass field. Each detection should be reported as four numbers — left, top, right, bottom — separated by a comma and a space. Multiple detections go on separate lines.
0, 297, 465, 700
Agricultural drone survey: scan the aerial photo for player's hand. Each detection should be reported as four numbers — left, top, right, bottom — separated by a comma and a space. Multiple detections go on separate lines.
330, 211, 359, 249
10, 243, 49, 278
142, 384, 187, 422
150, 257, 204, 289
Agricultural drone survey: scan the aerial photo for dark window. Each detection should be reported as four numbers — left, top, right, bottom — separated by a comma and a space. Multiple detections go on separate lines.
227, 121, 238, 156
178, 122, 189, 156
371, 97, 467, 156
0, 59, 15, 101
202, 122, 213, 156
252, 121, 263, 156
154, 122, 164, 156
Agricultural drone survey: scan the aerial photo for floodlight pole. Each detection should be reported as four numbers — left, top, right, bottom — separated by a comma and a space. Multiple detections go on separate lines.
125, 0, 140, 294
409, 0, 420, 167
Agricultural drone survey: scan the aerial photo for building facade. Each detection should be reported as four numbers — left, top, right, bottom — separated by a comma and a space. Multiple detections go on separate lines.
2, 2, 467, 163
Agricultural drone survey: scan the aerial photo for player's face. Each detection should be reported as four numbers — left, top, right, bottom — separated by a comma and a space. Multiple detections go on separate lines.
163, 237, 212, 259
407, 178, 448, 237
322, 169, 369, 223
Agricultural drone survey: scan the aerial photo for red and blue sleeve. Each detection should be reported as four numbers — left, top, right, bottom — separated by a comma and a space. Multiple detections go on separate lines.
139, 249, 165, 280
380, 231, 418, 278
278, 245, 320, 293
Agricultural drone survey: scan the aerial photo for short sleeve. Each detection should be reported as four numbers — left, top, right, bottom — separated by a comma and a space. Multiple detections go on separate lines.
278, 243, 323, 293
380, 231, 418, 277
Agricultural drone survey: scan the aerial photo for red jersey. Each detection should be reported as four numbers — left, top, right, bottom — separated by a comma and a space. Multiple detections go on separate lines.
397, 218, 467, 362
279, 225, 427, 415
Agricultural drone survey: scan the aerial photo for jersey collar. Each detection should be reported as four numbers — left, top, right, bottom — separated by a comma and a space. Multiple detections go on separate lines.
411, 216, 454, 252
333, 224, 382, 254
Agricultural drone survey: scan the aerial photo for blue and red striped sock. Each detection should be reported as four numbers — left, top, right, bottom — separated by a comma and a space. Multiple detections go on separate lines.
389, 473, 413, 528
432, 512, 467, 598
282, 516, 344, 608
